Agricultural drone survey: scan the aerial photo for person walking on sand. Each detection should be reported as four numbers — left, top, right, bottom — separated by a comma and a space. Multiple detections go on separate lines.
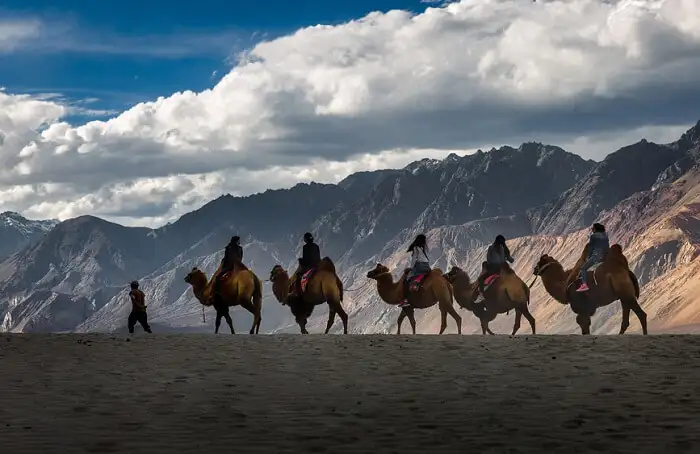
128, 280, 152, 334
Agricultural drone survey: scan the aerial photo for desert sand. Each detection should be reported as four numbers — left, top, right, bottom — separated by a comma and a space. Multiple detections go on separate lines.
1, 334, 699, 453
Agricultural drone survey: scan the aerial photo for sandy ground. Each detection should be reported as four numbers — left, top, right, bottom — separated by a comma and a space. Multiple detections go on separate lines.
1, 334, 700, 453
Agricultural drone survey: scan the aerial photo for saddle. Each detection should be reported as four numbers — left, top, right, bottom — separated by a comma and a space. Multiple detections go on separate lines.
406, 272, 429, 293
568, 262, 604, 290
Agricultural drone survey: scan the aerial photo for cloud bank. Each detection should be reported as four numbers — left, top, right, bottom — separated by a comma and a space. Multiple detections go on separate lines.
1, 0, 699, 226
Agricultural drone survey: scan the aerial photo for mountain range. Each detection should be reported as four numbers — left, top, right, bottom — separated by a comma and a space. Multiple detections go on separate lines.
2, 120, 700, 335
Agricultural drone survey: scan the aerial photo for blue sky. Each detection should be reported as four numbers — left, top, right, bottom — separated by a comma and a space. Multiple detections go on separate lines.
1, 0, 434, 123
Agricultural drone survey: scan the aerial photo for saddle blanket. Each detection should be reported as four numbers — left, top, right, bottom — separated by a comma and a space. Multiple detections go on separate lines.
408, 273, 428, 292
484, 273, 499, 291
300, 268, 316, 293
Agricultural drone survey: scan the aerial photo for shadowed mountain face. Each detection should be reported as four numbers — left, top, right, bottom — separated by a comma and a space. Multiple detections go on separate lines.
2, 121, 700, 334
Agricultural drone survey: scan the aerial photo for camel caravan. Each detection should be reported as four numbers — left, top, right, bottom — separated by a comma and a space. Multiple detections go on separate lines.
181, 224, 647, 336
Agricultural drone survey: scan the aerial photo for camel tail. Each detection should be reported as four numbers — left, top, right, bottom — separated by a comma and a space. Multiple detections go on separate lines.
629, 270, 640, 299
336, 275, 344, 302
522, 280, 531, 306
253, 273, 263, 305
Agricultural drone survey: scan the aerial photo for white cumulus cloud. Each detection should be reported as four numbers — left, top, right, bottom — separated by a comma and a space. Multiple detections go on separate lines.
1, 0, 699, 226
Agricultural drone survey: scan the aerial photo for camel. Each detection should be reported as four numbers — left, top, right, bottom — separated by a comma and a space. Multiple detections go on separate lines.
532, 244, 646, 335
184, 264, 263, 334
366, 263, 462, 335
269, 257, 349, 334
443, 266, 535, 335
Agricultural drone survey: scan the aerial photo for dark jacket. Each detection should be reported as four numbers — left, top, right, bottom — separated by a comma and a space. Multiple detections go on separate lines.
301, 242, 321, 268
586, 231, 609, 260
221, 243, 243, 270
129, 289, 146, 312
486, 243, 514, 266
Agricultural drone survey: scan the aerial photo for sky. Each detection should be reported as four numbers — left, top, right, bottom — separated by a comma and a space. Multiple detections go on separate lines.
0, 0, 699, 227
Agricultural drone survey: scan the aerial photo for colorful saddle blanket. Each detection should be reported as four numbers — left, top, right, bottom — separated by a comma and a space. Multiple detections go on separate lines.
300, 268, 316, 293
408, 273, 428, 293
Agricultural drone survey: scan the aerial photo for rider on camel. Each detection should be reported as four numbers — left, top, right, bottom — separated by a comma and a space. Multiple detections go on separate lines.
400, 233, 430, 308
213, 236, 244, 305
474, 234, 514, 307
576, 223, 610, 292
293, 232, 321, 296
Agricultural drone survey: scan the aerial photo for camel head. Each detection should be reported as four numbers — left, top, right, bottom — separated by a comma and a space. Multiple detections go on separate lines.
442, 266, 466, 283
533, 254, 560, 276
269, 265, 289, 283
269, 265, 291, 305
184, 267, 207, 287
366, 263, 390, 280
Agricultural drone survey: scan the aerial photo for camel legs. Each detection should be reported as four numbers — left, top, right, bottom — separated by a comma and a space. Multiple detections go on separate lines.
512, 311, 522, 336
325, 299, 349, 334
575, 314, 591, 335
296, 316, 309, 335
621, 298, 648, 335
239, 300, 262, 335
619, 306, 631, 334
438, 305, 462, 335
512, 304, 536, 335
397, 307, 417, 334
325, 306, 337, 334
442, 304, 462, 335
439, 308, 448, 334
480, 317, 495, 335
214, 304, 235, 334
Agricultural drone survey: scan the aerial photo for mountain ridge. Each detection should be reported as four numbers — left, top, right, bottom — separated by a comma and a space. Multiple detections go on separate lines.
3, 121, 700, 334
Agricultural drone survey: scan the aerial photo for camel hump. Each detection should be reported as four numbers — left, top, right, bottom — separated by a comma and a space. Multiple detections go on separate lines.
606, 244, 630, 269
319, 257, 337, 273
501, 263, 516, 275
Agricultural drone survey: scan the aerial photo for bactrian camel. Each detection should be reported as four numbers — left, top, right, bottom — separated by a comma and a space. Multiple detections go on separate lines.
533, 244, 646, 335
184, 264, 263, 334
269, 257, 349, 334
366, 263, 462, 334
443, 265, 535, 335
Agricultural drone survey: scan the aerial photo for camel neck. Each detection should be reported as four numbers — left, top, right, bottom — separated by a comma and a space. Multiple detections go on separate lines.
540, 272, 568, 304
376, 273, 401, 304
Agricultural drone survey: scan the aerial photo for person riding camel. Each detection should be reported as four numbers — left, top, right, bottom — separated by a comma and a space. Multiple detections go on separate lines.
400, 234, 431, 308
293, 232, 321, 296
576, 223, 610, 292
474, 234, 514, 306
213, 235, 244, 305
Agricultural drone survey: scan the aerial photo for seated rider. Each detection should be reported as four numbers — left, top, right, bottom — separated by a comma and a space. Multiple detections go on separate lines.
474, 235, 514, 305
213, 236, 244, 304
294, 232, 321, 296
576, 223, 609, 292
400, 234, 430, 309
